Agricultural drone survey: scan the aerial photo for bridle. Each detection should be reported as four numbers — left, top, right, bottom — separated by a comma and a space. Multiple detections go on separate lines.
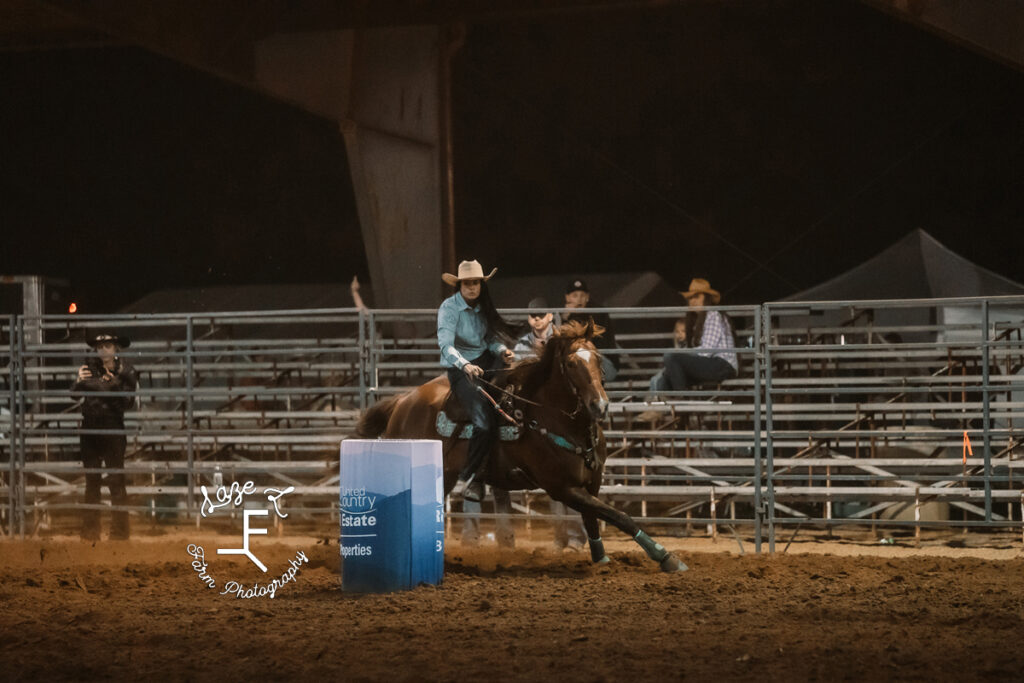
471, 342, 603, 469
474, 342, 599, 421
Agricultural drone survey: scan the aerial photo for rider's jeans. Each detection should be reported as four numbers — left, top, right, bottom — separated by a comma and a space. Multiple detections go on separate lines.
447, 350, 503, 480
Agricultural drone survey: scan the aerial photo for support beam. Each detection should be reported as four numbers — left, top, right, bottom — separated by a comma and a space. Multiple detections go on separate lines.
30, 1, 450, 309
340, 26, 445, 310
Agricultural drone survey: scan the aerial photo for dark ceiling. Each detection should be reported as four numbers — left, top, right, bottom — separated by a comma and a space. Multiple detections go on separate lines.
1, 0, 1022, 310
453, 1, 1024, 303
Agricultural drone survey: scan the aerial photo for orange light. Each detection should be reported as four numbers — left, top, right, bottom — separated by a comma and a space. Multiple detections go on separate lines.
68, 303, 78, 314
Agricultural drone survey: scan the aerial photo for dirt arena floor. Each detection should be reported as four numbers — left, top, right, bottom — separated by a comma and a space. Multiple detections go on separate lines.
2, 526, 1023, 682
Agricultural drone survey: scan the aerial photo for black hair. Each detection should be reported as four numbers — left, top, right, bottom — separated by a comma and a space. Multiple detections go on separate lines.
684, 311, 704, 348
458, 281, 517, 345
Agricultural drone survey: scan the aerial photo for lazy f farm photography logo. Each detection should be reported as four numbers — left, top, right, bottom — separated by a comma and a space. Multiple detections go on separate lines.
185, 479, 309, 599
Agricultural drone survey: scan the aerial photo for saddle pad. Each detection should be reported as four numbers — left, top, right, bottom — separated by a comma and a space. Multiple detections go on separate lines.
436, 411, 521, 441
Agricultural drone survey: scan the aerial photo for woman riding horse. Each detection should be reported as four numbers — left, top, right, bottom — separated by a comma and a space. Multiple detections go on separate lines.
357, 314, 689, 574
437, 260, 517, 502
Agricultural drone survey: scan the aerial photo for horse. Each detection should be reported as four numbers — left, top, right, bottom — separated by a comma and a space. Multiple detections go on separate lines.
355, 319, 688, 573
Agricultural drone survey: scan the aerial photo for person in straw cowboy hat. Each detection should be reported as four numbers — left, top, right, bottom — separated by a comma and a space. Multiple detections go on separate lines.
438, 260, 517, 502
659, 278, 738, 391
71, 329, 139, 540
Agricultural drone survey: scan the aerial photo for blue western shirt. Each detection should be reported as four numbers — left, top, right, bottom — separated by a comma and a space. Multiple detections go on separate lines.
437, 292, 508, 369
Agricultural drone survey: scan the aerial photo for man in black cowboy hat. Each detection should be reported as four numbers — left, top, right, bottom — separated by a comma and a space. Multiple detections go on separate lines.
72, 329, 139, 541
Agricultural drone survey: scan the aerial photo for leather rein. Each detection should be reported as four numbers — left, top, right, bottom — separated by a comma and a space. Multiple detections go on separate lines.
472, 351, 601, 468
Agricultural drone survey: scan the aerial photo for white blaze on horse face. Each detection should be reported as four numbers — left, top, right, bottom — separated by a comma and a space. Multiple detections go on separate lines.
572, 346, 609, 407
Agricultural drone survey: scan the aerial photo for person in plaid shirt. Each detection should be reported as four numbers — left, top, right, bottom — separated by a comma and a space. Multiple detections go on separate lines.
661, 278, 738, 391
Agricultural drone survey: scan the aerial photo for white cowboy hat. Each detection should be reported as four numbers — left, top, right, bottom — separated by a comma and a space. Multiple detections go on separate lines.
442, 260, 498, 286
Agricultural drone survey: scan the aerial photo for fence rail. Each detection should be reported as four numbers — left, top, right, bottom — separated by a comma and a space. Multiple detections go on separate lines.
3, 296, 1024, 551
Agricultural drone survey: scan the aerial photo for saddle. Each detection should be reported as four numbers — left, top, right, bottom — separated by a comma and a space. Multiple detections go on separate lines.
436, 371, 522, 442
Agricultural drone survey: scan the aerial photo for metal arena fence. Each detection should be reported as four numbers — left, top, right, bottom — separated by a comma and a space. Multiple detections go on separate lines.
2, 296, 1024, 552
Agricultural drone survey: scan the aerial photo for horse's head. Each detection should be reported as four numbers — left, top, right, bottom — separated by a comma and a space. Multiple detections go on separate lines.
557, 319, 610, 421
512, 318, 610, 422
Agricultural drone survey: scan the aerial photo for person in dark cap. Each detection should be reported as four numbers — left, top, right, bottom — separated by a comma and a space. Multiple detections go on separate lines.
563, 278, 619, 382
513, 297, 557, 360
72, 329, 139, 541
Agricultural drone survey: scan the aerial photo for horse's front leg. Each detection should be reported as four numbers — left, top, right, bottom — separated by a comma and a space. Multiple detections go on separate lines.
560, 487, 688, 573
580, 512, 610, 565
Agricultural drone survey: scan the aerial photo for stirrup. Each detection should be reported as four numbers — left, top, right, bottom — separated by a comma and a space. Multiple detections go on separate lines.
463, 480, 484, 503
456, 475, 484, 503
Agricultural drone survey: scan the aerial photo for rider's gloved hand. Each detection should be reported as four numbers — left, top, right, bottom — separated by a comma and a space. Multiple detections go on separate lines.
463, 363, 484, 377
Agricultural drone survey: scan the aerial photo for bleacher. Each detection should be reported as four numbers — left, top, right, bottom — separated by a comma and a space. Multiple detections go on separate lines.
3, 297, 1024, 544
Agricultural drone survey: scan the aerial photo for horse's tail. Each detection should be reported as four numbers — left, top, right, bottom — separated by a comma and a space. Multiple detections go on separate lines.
354, 395, 401, 438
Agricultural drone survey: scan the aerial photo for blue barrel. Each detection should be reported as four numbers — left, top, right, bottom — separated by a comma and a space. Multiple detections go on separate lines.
339, 439, 445, 592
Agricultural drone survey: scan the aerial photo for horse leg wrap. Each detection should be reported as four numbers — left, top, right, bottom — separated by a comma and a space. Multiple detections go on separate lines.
588, 537, 609, 564
633, 530, 669, 563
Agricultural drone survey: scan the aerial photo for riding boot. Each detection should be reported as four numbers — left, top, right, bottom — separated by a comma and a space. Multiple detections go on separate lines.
458, 427, 493, 503
461, 479, 485, 503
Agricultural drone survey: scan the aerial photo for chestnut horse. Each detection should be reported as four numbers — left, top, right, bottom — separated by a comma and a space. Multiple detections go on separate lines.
355, 320, 687, 573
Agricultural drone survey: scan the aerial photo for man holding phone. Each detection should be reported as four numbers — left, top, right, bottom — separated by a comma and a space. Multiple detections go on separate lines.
72, 330, 139, 541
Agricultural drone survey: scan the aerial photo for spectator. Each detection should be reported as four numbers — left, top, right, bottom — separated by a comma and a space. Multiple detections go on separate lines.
437, 260, 515, 503
349, 275, 369, 314
72, 329, 139, 541
513, 297, 557, 360
661, 278, 737, 391
563, 279, 619, 382
462, 289, 522, 549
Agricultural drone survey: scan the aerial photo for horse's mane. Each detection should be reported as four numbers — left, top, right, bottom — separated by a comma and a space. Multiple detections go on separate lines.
509, 319, 603, 397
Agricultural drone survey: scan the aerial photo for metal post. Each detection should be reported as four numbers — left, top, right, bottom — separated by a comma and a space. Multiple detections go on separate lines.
763, 305, 777, 552
640, 462, 648, 518
752, 304, 763, 553
357, 308, 367, 411
914, 487, 921, 547
982, 300, 992, 522
368, 310, 379, 404
709, 486, 717, 542
15, 316, 27, 538
6, 314, 17, 537
186, 316, 195, 518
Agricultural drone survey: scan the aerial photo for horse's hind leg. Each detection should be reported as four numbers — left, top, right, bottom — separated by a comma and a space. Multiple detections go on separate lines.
581, 512, 610, 565
560, 488, 688, 573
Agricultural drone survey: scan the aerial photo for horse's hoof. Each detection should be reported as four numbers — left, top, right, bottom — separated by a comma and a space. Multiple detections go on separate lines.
593, 555, 611, 565
659, 554, 689, 573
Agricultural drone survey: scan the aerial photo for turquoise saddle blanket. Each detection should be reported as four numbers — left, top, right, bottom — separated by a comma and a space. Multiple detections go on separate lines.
436, 411, 521, 441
